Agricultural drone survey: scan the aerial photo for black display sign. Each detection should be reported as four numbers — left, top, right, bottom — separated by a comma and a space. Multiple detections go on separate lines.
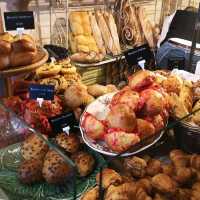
4, 11, 35, 31
168, 57, 185, 70
29, 84, 54, 101
49, 112, 77, 134
124, 44, 154, 67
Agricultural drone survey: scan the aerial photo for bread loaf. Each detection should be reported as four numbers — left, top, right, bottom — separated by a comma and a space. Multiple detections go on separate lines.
10, 51, 37, 67
0, 32, 13, 54
0, 55, 10, 70
12, 34, 36, 52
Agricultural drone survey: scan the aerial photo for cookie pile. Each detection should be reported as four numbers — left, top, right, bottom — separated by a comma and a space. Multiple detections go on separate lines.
35, 58, 81, 93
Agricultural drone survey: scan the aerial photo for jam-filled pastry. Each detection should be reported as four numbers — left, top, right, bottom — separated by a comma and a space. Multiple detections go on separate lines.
106, 103, 137, 132
110, 88, 139, 111
104, 130, 140, 153
128, 70, 155, 92
96, 168, 122, 189
82, 112, 106, 140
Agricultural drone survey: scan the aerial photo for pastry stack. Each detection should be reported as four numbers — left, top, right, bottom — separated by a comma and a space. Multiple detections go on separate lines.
0, 32, 37, 70
69, 10, 121, 63
35, 58, 81, 93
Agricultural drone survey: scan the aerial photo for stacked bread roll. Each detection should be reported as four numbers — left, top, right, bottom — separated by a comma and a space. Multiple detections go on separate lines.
0, 32, 37, 70
69, 10, 121, 63
35, 58, 81, 94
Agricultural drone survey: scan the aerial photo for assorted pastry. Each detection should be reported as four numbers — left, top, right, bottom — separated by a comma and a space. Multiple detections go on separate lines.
19, 133, 95, 184
81, 70, 170, 153
35, 58, 81, 93
81, 149, 200, 200
0, 32, 37, 70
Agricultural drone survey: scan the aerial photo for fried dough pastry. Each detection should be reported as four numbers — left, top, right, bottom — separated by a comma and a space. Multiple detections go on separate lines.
161, 164, 174, 177
153, 193, 169, 200
152, 115, 165, 133
137, 119, 155, 140
81, 186, 99, 200
191, 182, 200, 200
104, 182, 137, 200
106, 104, 137, 132
174, 188, 191, 200
146, 159, 162, 177
110, 88, 140, 111
190, 155, 200, 170
82, 112, 106, 140
128, 70, 155, 92
124, 156, 147, 178
105, 131, 140, 153
135, 187, 152, 200
96, 168, 122, 189
152, 174, 177, 194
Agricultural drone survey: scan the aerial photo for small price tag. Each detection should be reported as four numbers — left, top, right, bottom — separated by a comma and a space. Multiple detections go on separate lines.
124, 44, 153, 67
29, 84, 54, 101
49, 112, 77, 134
168, 57, 185, 70
4, 11, 35, 31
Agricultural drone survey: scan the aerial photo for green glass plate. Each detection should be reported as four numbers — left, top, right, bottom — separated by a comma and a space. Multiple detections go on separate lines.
0, 143, 106, 200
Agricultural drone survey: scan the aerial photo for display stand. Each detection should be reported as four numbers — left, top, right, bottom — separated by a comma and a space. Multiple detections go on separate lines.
0, 48, 48, 97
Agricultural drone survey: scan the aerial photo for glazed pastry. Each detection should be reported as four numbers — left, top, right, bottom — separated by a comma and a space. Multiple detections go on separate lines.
36, 63, 61, 78
105, 130, 140, 153
82, 112, 106, 140
96, 168, 122, 189
72, 151, 95, 177
21, 134, 49, 161
55, 133, 80, 153
111, 88, 139, 111
146, 159, 162, 177
124, 156, 147, 178
106, 104, 137, 132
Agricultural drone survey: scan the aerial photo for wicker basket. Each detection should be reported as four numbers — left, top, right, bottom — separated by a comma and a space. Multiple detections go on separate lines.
173, 120, 200, 153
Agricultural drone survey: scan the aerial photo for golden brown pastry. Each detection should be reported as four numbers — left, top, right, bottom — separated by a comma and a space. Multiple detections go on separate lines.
36, 63, 61, 78
105, 131, 140, 153
0, 55, 10, 70
21, 134, 49, 161
72, 151, 95, 177
136, 178, 152, 195
106, 103, 137, 132
87, 84, 108, 97
153, 193, 169, 200
146, 159, 162, 177
106, 84, 118, 93
169, 149, 189, 168
42, 150, 71, 184
82, 94, 95, 106
152, 173, 177, 194
161, 164, 174, 177
81, 186, 99, 200
0, 32, 13, 54
137, 119, 155, 140
190, 154, 200, 170
12, 33, 36, 52
55, 133, 80, 153
104, 182, 137, 200
135, 186, 152, 200
162, 75, 183, 95
191, 182, 200, 200
96, 168, 122, 189
64, 83, 88, 108
174, 188, 191, 200
124, 156, 147, 178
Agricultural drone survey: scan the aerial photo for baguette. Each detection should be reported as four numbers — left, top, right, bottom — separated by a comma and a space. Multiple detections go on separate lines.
104, 11, 121, 55
96, 11, 113, 54
89, 12, 106, 55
